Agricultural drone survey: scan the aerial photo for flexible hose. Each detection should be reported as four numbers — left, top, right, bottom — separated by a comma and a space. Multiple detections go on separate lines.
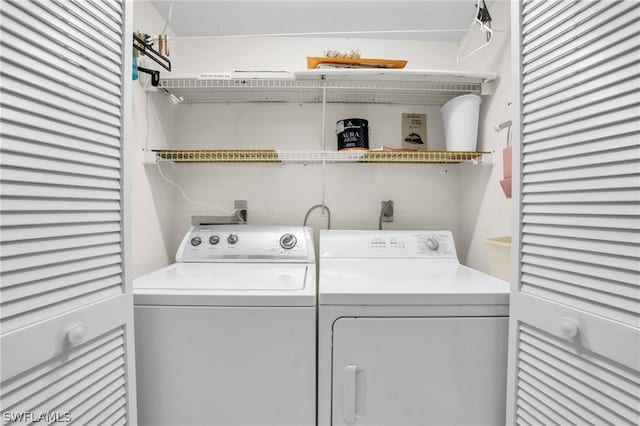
303, 204, 331, 229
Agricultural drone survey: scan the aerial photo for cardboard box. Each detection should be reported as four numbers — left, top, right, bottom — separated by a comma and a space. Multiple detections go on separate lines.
401, 113, 427, 150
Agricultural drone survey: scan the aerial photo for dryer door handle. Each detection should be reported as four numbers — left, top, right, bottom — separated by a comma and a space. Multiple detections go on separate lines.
343, 365, 359, 423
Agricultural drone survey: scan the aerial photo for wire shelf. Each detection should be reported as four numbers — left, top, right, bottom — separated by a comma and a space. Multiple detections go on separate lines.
155, 150, 281, 163
153, 150, 491, 164
361, 151, 488, 163
159, 78, 482, 92
157, 70, 494, 105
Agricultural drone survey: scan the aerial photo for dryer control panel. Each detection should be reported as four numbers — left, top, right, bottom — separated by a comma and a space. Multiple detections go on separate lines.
177, 225, 314, 263
320, 230, 458, 259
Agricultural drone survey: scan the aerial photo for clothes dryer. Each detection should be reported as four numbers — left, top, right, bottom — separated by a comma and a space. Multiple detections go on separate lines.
318, 230, 509, 426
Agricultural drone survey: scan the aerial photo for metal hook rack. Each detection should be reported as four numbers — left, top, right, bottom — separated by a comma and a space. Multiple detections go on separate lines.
476, 0, 493, 39
133, 33, 171, 71
456, 0, 494, 63
133, 33, 171, 87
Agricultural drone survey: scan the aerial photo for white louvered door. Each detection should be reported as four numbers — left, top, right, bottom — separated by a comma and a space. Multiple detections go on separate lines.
507, 1, 640, 424
0, 0, 136, 424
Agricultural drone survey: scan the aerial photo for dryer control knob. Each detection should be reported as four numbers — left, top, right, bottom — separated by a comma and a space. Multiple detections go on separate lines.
190, 237, 202, 246
426, 237, 439, 251
279, 233, 297, 250
209, 235, 220, 245
227, 234, 238, 245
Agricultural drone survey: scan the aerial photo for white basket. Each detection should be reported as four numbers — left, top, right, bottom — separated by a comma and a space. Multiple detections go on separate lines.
441, 94, 481, 151
484, 236, 511, 283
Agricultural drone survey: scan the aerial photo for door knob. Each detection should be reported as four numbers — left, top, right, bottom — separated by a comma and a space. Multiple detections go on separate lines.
560, 317, 579, 338
66, 322, 87, 345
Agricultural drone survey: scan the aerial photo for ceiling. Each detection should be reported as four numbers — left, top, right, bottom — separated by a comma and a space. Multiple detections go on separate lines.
149, 1, 481, 41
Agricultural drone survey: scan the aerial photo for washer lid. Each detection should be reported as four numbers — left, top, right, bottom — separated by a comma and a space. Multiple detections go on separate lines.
319, 259, 509, 306
134, 263, 315, 306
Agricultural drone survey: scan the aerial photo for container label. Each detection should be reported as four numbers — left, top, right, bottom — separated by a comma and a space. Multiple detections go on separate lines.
337, 119, 369, 150
402, 113, 428, 151
197, 72, 232, 80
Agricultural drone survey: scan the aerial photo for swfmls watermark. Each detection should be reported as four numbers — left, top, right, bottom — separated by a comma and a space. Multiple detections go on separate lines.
2, 412, 71, 423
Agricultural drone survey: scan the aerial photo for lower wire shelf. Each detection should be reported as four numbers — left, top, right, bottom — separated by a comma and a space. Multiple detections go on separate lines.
152, 149, 493, 164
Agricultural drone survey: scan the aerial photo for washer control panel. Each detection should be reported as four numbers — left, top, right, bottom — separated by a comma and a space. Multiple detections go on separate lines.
321, 230, 458, 259
177, 225, 313, 262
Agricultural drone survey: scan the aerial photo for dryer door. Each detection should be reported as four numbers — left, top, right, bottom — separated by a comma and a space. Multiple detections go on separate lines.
331, 317, 508, 426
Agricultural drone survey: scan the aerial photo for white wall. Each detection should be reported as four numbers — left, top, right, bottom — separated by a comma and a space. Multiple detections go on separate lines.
457, 1, 513, 272
160, 72, 464, 260
132, 0, 178, 278
132, 0, 512, 277
168, 37, 460, 76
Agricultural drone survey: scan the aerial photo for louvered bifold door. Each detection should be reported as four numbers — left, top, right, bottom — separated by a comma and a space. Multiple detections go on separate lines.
0, 0, 136, 424
506, 1, 640, 424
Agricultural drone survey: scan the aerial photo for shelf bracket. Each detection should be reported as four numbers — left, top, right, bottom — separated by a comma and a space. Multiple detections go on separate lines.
481, 78, 496, 95
466, 150, 495, 166
142, 148, 157, 165
138, 66, 160, 87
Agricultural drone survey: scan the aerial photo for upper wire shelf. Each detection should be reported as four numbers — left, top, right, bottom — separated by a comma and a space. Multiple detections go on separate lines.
156, 69, 496, 105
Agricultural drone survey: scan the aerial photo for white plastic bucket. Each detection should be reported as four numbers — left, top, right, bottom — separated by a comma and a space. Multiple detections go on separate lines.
440, 94, 481, 151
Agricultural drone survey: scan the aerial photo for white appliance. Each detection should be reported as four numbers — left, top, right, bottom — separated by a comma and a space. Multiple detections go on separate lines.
318, 230, 510, 426
134, 225, 316, 426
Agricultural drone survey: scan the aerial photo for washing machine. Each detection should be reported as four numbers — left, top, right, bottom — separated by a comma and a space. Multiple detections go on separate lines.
134, 225, 316, 426
318, 230, 510, 426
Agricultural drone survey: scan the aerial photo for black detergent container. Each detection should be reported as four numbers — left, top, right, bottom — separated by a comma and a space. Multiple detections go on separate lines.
336, 118, 369, 151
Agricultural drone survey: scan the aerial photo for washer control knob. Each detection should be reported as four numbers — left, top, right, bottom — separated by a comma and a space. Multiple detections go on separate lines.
279, 233, 297, 250
227, 234, 238, 245
209, 235, 220, 245
190, 236, 202, 246
426, 237, 439, 251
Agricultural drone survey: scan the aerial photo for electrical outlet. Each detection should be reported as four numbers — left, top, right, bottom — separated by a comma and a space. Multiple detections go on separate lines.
234, 200, 248, 223
380, 201, 394, 223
